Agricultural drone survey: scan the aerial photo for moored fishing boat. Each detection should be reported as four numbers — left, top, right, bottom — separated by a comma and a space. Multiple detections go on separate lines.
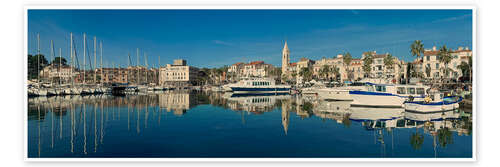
229, 78, 290, 94
404, 94, 462, 113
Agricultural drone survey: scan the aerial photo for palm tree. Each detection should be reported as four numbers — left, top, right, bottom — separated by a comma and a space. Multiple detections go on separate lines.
299, 67, 313, 83
343, 52, 352, 81
425, 65, 432, 78
331, 65, 340, 82
410, 40, 424, 83
319, 65, 330, 81
362, 52, 374, 78
384, 54, 395, 79
437, 45, 453, 79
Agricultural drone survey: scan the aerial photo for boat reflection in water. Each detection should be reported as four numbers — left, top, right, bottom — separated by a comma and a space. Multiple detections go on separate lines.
27, 91, 472, 158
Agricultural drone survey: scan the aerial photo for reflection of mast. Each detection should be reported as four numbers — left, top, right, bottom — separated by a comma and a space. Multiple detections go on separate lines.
136, 99, 140, 134
94, 103, 97, 153
83, 104, 87, 154
70, 103, 74, 153
50, 101, 54, 149
59, 97, 62, 139
145, 97, 149, 129
127, 102, 130, 131
37, 105, 41, 157
100, 101, 104, 144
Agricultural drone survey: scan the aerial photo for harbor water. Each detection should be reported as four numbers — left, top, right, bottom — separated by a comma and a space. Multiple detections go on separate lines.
27, 91, 472, 158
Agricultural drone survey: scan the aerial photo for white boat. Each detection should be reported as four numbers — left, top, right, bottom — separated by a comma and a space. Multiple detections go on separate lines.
404, 94, 462, 113
300, 81, 326, 94
349, 83, 430, 108
211, 86, 224, 92
315, 82, 369, 100
229, 78, 291, 94
222, 83, 235, 92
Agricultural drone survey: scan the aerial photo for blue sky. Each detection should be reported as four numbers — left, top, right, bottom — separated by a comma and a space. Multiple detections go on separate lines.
27, 9, 473, 68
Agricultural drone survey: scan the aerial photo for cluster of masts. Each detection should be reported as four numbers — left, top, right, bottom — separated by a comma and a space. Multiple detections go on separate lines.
30, 32, 164, 96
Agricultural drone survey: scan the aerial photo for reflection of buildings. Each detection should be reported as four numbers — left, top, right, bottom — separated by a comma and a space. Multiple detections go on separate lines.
158, 92, 193, 116
223, 93, 291, 114
312, 100, 351, 123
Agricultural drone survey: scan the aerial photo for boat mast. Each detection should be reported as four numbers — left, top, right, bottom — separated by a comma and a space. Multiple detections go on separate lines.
145, 53, 148, 84
94, 36, 97, 84
100, 41, 103, 85
50, 40, 54, 85
37, 33, 40, 86
70, 32, 73, 86
136, 48, 140, 85
158, 56, 160, 85
59, 48, 62, 85
128, 52, 131, 84
83, 33, 86, 84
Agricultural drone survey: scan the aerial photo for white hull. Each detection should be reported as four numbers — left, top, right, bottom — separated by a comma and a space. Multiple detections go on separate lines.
404, 102, 460, 113
350, 93, 405, 108
317, 89, 352, 101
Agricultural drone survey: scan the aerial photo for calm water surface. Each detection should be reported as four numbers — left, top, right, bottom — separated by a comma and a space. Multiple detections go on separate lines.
27, 91, 472, 158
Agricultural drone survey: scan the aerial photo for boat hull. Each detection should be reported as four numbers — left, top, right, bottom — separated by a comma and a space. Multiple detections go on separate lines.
404, 97, 462, 113
349, 91, 406, 108
317, 89, 352, 101
231, 87, 290, 94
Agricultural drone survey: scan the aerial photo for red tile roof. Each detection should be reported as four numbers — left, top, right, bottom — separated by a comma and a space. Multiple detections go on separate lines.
246, 61, 264, 65
290, 62, 297, 66
424, 51, 439, 56
232, 62, 244, 66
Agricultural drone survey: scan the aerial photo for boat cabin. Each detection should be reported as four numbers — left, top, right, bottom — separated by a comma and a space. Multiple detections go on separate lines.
366, 83, 429, 96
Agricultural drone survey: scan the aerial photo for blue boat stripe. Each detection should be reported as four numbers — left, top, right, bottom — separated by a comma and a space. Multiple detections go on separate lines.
231, 87, 290, 91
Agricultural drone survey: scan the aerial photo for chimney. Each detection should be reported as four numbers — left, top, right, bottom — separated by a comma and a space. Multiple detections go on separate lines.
465, 47, 469, 50
337, 54, 343, 58
432, 46, 437, 51
458, 47, 463, 51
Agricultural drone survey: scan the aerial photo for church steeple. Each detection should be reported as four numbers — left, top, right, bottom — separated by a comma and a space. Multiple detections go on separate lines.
282, 41, 290, 75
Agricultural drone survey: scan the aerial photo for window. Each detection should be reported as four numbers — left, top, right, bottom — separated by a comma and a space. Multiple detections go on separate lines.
416, 88, 425, 94
397, 87, 406, 94
375, 85, 386, 92
435, 63, 439, 69
426, 56, 430, 61
454, 62, 457, 68
407, 87, 415, 94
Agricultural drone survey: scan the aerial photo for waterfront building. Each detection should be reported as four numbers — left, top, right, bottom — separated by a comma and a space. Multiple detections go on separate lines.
93, 66, 158, 85
39, 65, 78, 83
159, 59, 201, 86
421, 46, 472, 79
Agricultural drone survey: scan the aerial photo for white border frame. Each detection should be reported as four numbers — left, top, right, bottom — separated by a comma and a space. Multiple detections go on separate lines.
23, 5, 476, 162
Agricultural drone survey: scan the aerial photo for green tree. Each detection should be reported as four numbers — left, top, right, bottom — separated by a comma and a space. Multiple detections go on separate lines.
383, 54, 395, 79
299, 67, 313, 83
410, 40, 424, 82
343, 52, 352, 81
319, 65, 330, 81
27, 54, 48, 80
362, 52, 374, 78
437, 45, 453, 79
51, 56, 67, 66
331, 65, 340, 82
425, 65, 432, 78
